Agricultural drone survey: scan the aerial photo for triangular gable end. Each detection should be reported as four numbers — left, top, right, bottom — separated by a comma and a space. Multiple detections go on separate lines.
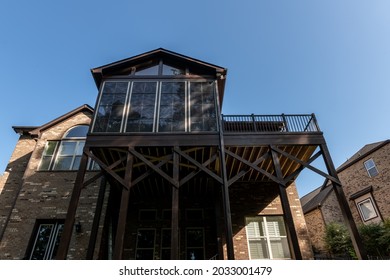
90, 48, 228, 104
28, 104, 94, 136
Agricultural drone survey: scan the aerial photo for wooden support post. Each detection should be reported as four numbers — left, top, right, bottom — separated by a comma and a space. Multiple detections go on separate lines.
170, 148, 180, 259
270, 147, 302, 259
219, 142, 235, 260
113, 151, 133, 260
320, 144, 367, 259
215, 85, 234, 260
56, 152, 89, 259
86, 176, 107, 259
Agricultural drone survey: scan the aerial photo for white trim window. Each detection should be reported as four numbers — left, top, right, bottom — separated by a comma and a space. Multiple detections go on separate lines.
364, 159, 379, 177
357, 198, 379, 222
245, 216, 291, 259
38, 125, 98, 171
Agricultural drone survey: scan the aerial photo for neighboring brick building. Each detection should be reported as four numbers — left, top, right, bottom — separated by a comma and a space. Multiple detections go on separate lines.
301, 140, 390, 254
0, 48, 359, 260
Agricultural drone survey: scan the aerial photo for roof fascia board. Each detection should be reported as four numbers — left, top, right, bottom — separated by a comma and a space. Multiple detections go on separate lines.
29, 104, 94, 136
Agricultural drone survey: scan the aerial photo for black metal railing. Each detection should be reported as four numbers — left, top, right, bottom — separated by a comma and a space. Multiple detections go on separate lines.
222, 114, 320, 133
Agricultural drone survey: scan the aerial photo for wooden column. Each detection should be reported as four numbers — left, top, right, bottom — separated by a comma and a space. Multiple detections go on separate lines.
219, 142, 235, 260
320, 144, 367, 259
86, 176, 107, 259
270, 147, 302, 259
56, 152, 89, 259
170, 148, 180, 259
113, 151, 133, 260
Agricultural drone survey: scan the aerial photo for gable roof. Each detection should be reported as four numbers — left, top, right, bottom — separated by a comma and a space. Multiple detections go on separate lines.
90, 48, 228, 104
301, 139, 390, 214
14, 104, 94, 137
301, 184, 333, 214
337, 140, 390, 172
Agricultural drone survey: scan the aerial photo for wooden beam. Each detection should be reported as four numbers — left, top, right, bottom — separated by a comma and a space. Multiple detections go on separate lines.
56, 152, 89, 259
224, 149, 282, 184
131, 154, 173, 186
179, 153, 218, 186
171, 148, 180, 259
174, 147, 223, 184
227, 151, 270, 187
87, 152, 128, 190
270, 147, 302, 259
83, 171, 104, 188
270, 146, 341, 185
282, 150, 322, 184
129, 147, 179, 188
113, 152, 133, 259
86, 176, 107, 259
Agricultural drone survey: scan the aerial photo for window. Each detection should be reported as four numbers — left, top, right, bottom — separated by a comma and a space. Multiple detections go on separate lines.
160, 229, 171, 260
186, 228, 204, 260
357, 198, 379, 222
27, 220, 64, 260
364, 159, 379, 177
245, 216, 290, 259
92, 79, 217, 133
135, 229, 155, 260
38, 125, 98, 171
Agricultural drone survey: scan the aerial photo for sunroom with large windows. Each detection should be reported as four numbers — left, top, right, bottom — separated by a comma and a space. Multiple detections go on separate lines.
91, 61, 218, 133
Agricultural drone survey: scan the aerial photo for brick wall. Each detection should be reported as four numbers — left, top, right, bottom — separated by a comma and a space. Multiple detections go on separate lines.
0, 111, 104, 259
338, 143, 390, 225
229, 181, 313, 260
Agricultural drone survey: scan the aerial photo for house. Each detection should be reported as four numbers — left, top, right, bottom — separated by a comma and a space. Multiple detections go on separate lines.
301, 140, 390, 254
0, 48, 363, 260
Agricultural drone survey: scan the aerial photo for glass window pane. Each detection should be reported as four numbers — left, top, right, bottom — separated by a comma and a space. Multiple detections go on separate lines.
187, 248, 204, 260
135, 64, 159, 75
75, 141, 85, 155
93, 82, 129, 133
64, 126, 89, 138
161, 229, 171, 248
162, 63, 185, 75
49, 224, 64, 260
186, 229, 203, 247
57, 142, 77, 156
270, 237, 290, 259
43, 141, 58, 156
53, 156, 73, 170
39, 156, 53, 170
30, 224, 54, 260
136, 230, 155, 248
71, 156, 81, 170
190, 82, 217, 132
246, 216, 290, 259
359, 199, 377, 221
159, 82, 185, 132
126, 82, 157, 132
249, 239, 269, 259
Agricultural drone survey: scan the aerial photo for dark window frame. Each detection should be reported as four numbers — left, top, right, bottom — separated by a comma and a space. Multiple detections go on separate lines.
25, 219, 64, 260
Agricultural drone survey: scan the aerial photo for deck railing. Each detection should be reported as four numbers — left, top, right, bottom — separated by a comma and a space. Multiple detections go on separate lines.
222, 114, 320, 133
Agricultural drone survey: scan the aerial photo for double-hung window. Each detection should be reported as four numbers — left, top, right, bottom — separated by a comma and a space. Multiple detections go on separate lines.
364, 159, 379, 177
245, 216, 290, 259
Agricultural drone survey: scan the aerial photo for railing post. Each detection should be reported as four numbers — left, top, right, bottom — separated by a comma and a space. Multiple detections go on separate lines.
251, 114, 257, 132
312, 113, 320, 132
281, 114, 288, 132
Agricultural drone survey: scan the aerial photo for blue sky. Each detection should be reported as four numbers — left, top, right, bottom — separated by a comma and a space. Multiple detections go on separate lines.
1, 0, 389, 196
